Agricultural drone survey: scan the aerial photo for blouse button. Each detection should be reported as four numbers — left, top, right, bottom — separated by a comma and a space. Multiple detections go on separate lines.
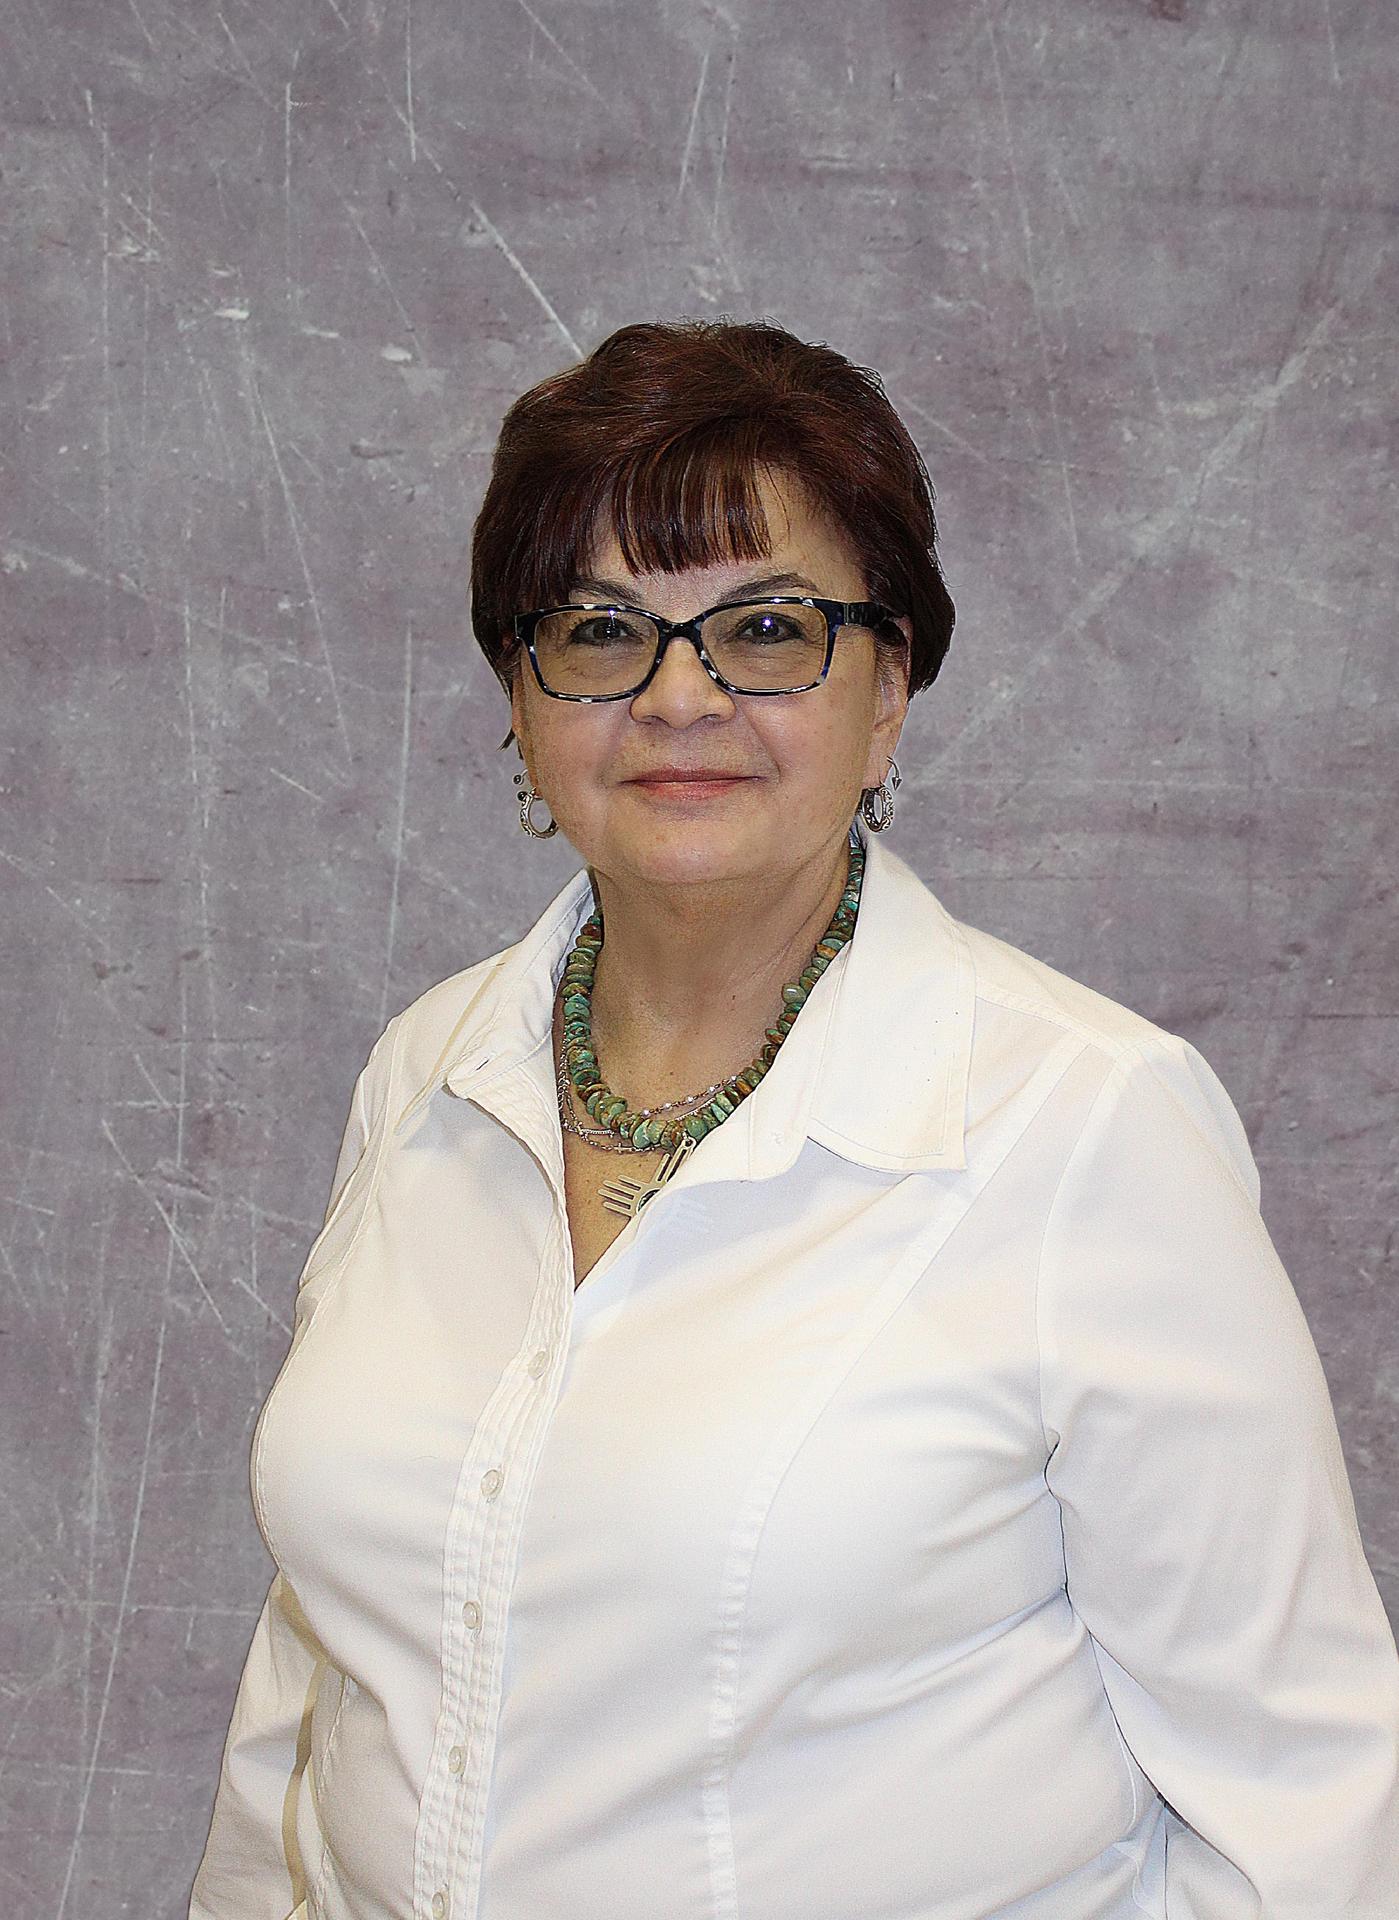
431, 1893, 448, 1920
462, 1599, 482, 1631
527, 1347, 549, 1377
480, 1467, 503, 1499
448, 1744, 466, 1775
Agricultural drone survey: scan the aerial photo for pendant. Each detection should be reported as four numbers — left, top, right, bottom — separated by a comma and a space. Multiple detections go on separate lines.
596, 1134, 697, 1219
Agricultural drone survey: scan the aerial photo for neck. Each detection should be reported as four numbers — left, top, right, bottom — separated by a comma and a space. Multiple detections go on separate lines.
578, 833, 856, 1103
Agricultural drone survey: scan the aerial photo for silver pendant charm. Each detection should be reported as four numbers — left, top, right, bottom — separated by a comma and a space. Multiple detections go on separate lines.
597, 1134, 697, 1219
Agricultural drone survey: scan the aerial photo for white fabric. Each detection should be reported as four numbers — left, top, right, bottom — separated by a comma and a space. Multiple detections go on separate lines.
188, 820, 1399, 1920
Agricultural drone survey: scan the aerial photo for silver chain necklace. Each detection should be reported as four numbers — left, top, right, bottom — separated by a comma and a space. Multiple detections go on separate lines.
555, 1050, 701, 1217
554, 1049, 715, 1153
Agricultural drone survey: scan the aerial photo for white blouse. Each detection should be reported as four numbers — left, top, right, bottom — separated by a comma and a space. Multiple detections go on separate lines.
188, 820, 1399, 1920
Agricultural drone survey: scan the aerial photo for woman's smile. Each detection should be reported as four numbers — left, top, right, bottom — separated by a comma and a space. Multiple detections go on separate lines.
624, 769, 758, 802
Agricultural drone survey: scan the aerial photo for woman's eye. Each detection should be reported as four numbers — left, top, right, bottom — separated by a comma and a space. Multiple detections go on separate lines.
735, 613, 797, 642
571, 617, 632, 645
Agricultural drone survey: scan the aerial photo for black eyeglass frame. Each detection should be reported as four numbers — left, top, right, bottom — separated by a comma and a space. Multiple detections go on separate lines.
512, 595, 905, 701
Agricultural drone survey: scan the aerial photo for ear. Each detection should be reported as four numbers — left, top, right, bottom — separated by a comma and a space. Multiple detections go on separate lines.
864, 617, 911, 786
887, 615, 913, 700
509, 664, 528, 766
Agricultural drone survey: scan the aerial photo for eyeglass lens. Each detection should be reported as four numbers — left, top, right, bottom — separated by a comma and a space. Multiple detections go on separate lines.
532, 601, 830, 696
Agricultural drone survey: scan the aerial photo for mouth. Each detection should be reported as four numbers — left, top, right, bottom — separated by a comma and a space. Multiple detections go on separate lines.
625, 772, 756, 797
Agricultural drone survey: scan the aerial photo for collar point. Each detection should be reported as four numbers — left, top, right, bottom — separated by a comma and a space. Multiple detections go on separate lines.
806, 1118, 968, 1175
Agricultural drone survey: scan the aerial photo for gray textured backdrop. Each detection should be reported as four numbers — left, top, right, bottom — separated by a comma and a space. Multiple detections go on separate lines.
3, 1, 1396, 1914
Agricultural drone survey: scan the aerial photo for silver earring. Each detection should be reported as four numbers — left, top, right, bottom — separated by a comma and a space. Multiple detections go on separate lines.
513, 770, 559, 838
859, 757, 902, 833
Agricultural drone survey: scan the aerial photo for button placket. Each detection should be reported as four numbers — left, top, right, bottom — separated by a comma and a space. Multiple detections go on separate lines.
417, 1433, 509, 1911
418, 1140, 572, 1920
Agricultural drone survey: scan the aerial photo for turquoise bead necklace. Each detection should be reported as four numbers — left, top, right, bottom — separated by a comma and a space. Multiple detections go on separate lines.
555, 835, 865, 1215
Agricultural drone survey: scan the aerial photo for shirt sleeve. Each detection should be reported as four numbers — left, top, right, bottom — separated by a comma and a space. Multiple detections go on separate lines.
1036, 1032, 1399, 1918
188, 1024, 394, 1920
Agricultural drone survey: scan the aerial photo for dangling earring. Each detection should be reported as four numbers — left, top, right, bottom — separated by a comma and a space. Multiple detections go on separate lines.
859, 757, 902, 833
513, 769, 559, 838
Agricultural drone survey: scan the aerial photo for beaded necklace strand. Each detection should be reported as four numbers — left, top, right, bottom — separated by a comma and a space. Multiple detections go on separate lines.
555, 1053, 733, 1151
555, 836, 865, 1215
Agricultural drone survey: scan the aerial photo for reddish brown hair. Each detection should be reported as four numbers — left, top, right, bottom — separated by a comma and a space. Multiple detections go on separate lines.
470, 319, 955, 738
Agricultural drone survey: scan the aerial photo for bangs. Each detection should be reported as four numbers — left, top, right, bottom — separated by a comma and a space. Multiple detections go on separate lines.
531, 430, 787, 607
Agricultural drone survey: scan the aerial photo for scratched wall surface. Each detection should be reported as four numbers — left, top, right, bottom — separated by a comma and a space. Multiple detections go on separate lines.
3, 0, 1396, 1912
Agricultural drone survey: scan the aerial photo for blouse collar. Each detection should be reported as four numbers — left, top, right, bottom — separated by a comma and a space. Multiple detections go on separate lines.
394, 818, 973, 1178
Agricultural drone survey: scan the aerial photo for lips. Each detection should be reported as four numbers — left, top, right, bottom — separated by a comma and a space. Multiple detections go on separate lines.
627, 771, 751, 783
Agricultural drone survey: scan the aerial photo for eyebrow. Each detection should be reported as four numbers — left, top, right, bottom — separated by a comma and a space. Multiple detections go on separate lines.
568, 570, 822, 606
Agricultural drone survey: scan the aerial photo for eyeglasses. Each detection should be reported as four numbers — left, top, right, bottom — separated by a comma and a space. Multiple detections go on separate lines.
513, 595, 904, 701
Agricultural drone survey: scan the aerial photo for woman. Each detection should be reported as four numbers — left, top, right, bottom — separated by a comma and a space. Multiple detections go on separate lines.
189, 321, 1399, 1920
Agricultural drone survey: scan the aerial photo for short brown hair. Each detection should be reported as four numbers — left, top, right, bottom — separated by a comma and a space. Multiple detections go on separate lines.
470, 319, 955, 735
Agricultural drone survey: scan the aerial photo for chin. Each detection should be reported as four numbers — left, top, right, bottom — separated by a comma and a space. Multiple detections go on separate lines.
605, 818, 763, 886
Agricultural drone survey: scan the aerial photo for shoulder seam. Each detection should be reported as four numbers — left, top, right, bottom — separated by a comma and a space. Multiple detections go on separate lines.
1131, 1030, 1260, 1214
392, 950, 503, 1030
975, 980, 1156, 1061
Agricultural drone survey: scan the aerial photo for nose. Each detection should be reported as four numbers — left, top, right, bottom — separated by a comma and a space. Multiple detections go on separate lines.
627, 627, 735, 726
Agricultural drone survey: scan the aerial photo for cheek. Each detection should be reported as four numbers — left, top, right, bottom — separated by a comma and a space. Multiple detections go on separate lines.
761, 702, 872, 786
532, 712, 616, 798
